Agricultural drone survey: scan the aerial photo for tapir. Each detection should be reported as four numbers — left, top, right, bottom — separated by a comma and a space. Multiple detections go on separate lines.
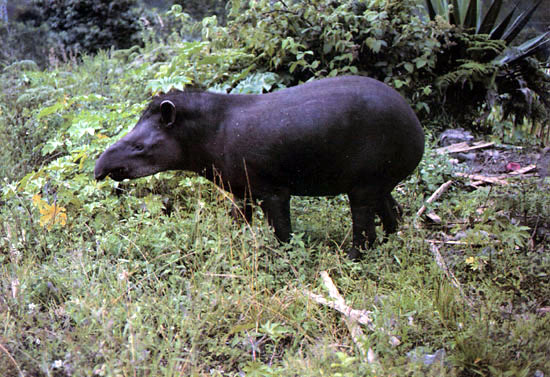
94, 76, 425, 258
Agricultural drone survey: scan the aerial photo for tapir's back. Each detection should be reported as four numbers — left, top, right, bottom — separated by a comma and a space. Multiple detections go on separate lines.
223, 76, 425, 196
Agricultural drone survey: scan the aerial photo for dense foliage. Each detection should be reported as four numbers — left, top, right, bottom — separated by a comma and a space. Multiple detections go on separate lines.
173, 0, 228, 24
1, 0, 549, 375
153, 0, 549, 137
0, 0, 143, 66
205, 0, 443, 115
424, 0, 550, 133
39, 0, 143, 55
0, 1, 49, 66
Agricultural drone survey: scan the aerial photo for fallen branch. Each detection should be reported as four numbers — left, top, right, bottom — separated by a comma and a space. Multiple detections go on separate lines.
426, 212, 442, 223
305, 271, 401, 361
427, 239, 469, 245
436, 141, 494, 155
456, 164, 537, 187
507, 164, 536, 176
428, 238, 502, 249
318, 271, 367, 357
455, 172, 508, 186
305, 291, 374, 328
416, 180, 453, 218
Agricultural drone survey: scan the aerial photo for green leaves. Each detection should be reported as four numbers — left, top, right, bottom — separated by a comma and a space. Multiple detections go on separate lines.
146, 76, 192, 95
200, 0, 444, 117
365, 38, 386, 53
231, 72, 284, 94
423, 0, 550, 129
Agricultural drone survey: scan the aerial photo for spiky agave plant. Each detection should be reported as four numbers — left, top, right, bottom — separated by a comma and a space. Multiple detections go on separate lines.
424, 0, 550, 138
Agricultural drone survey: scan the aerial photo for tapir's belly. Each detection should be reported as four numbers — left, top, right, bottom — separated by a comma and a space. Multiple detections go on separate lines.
239, 136, 404, 197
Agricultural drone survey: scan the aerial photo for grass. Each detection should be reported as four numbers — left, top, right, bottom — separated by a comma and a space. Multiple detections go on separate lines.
1, 162, 549, 376
1, 7, 549, 373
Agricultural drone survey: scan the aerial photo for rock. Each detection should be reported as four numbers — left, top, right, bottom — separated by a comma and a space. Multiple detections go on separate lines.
537, 147, 550, 180
408, 347, 446, 366
456, 152, 477, 162
439, 128, 474, 147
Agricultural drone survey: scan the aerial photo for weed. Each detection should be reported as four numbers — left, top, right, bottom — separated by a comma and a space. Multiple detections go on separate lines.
1, 3, 549, 374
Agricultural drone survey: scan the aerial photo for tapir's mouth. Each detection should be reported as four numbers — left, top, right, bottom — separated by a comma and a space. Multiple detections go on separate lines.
95, 167, 128, 181
95, 171, 107, 181
108, 167, 129, 181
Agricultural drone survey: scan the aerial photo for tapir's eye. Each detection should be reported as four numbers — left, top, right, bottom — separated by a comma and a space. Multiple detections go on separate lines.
134, 144, 144, 151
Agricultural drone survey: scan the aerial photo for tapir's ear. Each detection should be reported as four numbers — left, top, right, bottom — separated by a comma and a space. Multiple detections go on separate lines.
160, 100, 176, 127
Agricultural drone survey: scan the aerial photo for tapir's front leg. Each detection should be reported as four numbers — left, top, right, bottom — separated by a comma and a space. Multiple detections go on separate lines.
259, 191, 292, 242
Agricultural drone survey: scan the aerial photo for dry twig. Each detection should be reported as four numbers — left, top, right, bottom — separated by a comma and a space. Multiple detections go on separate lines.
0, 341, 23, 377
456, 164, 537, 187
317, 271, 368, 357
455, 172, 508, 186
304, 271, 401, 363
416, 180, 453, 220
507, 164, 536, 176
435, 141, 494, 155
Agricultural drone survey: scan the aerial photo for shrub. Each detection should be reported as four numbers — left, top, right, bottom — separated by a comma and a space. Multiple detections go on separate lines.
173, 0, 228, 24
196, 0, 550, 134
37, 0, 144, 56
201, 0, 445, 116
0, 2, 50, 66
424, 0, 550, 136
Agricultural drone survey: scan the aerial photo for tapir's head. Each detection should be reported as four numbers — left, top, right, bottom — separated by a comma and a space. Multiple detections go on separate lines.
94, 97, 184, 181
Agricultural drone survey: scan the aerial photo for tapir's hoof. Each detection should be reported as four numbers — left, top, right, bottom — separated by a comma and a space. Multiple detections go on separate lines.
346, 247, 363, 261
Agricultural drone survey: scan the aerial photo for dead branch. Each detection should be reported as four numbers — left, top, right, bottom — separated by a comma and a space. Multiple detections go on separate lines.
428, 239, 481, 246
304, 271, 401, 363
426, 212, 442, 223
455, 172, 508, 186
304, 291, 374, 328
507, 164, 536, 176
456, 164, 537, 187
417, 180, 453, 218
436, 141, 494, 155
318, 271, 368, 357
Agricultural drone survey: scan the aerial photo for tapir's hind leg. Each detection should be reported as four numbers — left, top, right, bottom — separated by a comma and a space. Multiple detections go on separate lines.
376, 193, 401, 234
347, 190, 378, 259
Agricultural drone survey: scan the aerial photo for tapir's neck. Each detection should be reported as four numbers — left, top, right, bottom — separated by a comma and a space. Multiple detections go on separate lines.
176, 91, 256, 178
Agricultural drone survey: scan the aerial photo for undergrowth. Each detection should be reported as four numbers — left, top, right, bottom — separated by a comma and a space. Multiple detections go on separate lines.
1, 2, 549, 376
2, 140, 549, 375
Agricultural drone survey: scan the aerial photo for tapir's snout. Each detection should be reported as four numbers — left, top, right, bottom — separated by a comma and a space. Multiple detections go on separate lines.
94, 133, 134, 182
94, 152, 111, 181
94, 149, 129, 181
94, 169, 107, 181
94, 159, 128, 181
94, 138, 167, 182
